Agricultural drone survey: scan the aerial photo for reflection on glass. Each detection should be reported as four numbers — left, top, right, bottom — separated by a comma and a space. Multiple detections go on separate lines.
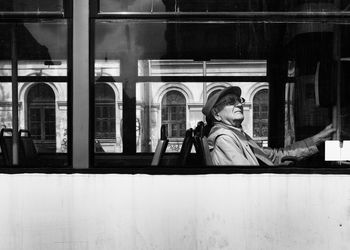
0, 22, 68, 156
18, 22, 67, 62
136, 82, 268, 152
95, 21, 270, 61
18, 60, 67, 76
0, 22, 68, 76
95, 60, 120, 77
0, 0, 63, 12
341, 61, 350, 141
99, 0, 347, 13
19, 82, 68, 153
94, 81, 123, 153
0, 83, 13, 130
138, 60, 267, 76
0, 62, 11, 77
252, 88, 269, 147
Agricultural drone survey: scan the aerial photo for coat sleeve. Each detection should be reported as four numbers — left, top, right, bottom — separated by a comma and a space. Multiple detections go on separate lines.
211, 135, 252, 165
262, 137, 319, 165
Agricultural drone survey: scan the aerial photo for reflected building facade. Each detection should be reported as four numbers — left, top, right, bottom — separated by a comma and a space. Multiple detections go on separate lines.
0, 59, 269, 153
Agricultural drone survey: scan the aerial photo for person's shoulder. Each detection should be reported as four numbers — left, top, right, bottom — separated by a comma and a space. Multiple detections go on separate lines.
209, 123, 231, 137
209, 124, 239, 143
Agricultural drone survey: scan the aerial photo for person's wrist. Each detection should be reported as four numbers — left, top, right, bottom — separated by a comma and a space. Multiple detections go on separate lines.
312, 135, 321, 146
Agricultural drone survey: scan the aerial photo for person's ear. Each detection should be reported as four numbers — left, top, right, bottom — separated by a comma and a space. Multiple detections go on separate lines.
212, 110, 221, 121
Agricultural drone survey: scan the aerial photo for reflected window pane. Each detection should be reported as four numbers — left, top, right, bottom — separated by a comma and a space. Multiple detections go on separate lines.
0, 62, 11, 76
94, 82, 123, 153
18, 22, 67, 63
138, 60, 267, 76
0, 22, 68, 76
26, 83, 58, 153
0, 0, 63, 12
95, 60, 120, 77
99, 0, 347, 12
136, 81, 267, 152
18, 60, 67, 77
95, 21, 270, 61
0, 83, 13, 131
253, 89, 269, 140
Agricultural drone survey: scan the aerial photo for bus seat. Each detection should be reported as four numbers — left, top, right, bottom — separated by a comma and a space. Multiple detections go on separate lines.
177, 128, 194, 166
19, 129, 65, 167
18, 129, 40, 167
151, 125, 169, 166
0, 128, 13, 166
95, 139, 105, 152
193, 122, 213, 166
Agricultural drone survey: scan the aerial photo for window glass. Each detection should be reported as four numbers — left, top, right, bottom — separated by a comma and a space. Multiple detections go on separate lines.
253, 88, 269, 147
95, 21, 270, 61
17, 22, 67, 63
0, 0, 64, 12
95, 20, 350, 166
0, 83, 12, 130
161, 90, 186, 138
138, 60, 267, 76
341, 61, 350, 141
0, 22, 68, 166
27, 83, 56, 152
136, 81, 266, 153
99, 0, 348, 13
94, 81, 123, 153
95, 60, 120, 77
18, 81, 68, 154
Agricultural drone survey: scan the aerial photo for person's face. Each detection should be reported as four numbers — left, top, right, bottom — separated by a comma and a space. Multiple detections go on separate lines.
213, 94, 245, 127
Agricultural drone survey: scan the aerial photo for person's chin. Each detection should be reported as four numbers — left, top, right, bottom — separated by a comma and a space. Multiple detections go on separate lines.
235, 112, 244, 121
231, 117, 244, 125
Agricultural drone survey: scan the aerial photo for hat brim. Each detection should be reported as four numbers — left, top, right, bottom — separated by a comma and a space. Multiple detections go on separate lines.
217, 86, 241, 101
202, 86, 242, 117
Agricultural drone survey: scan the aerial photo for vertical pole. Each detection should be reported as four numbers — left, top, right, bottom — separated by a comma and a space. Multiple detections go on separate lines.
121, 56, 137, 154
202, 61, 207, 121
267, 53, 288, 148
73, 0, 89, 168
141, 60, 151, 152
332, 8, 341, 142
11, 24, 19, 166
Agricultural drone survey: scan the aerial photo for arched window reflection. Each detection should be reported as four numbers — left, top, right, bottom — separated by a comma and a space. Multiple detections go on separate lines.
253, 89, 269, 138
95, 83, 116, 139
161, 90, 186, 138
27, 83, 56, 152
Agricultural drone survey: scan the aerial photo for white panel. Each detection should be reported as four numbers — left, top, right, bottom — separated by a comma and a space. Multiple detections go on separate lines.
1, 174, 350, 250
325, 140, 350, 161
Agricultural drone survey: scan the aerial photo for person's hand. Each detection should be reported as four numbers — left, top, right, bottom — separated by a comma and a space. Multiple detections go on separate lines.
312, 124, 336, 146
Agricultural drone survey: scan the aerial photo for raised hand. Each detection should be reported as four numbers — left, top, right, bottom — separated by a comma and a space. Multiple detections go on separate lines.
312, 124, 336, 146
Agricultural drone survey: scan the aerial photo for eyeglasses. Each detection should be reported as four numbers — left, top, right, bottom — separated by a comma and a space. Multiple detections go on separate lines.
214, 95, 245, 109
226, 97, 245, 106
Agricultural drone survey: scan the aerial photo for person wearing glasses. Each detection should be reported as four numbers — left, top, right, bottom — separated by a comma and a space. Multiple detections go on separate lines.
202, 86, 335, 166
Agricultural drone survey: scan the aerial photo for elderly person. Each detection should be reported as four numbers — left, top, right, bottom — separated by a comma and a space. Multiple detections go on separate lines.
202, 86, 335, 166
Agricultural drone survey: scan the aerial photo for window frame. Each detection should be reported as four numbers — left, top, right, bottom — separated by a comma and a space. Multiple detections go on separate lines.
90, 1, 350, 171
0, 1, 73, 168
1, 0, 350, 172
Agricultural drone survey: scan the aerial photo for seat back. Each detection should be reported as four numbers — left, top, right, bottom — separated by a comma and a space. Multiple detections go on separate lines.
151, 125, 169, 166
194, 122, 213, 166
0, 128, 13, 166
177, 128, 194, 166
19, 130, 38, 165
94, 139, 105, 152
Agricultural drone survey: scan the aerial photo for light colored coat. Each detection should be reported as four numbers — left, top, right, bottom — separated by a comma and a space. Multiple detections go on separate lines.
207, 122, 319, 166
